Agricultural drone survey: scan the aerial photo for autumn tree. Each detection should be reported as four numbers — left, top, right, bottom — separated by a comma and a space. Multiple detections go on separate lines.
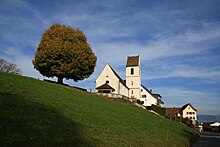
0, 58, 22, 75
33, 24, 97, 84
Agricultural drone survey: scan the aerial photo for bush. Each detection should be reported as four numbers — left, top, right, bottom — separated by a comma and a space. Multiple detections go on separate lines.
151, 105, 167, 117
137, 99, 144, 105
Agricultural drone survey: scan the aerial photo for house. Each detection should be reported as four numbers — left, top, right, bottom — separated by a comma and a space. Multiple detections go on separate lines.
166, 103, 197, 124
95, 55, 164, 106
210, 122, 220, 127
140, 85, 164, 107
181, 103, 197, 121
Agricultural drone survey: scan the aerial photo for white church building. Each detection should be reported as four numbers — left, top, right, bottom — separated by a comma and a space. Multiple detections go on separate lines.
95, 56, 164, 107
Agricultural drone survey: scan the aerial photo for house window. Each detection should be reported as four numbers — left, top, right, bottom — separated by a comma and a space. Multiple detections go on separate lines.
106, 81, 109, 84
142, 95, 146, 98
131, 68, 134, 75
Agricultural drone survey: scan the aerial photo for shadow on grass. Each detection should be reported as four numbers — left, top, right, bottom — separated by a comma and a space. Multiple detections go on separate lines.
0, 92, 93, 146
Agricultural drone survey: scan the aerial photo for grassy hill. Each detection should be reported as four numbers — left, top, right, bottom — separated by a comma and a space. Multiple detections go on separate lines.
0, 72, 198, 146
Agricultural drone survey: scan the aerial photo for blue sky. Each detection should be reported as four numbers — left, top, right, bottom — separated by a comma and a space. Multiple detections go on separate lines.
0, 0, 220, 115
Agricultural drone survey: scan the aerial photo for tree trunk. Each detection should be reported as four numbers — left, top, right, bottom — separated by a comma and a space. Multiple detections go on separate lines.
57, 77, 63, 84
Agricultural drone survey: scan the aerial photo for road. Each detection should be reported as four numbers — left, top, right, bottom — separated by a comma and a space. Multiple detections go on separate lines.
192, 132, 220, 147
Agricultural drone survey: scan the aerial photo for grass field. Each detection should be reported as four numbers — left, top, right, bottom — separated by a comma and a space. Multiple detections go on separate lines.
0, 72, 198, 146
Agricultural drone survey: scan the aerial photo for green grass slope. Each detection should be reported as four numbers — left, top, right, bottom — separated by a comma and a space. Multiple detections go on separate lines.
0, 72, 198, 146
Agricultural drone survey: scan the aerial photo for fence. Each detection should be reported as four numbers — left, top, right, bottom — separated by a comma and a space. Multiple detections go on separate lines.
95, 92, 133, 102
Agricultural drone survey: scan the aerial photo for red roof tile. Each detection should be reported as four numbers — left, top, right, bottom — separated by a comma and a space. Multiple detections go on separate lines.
126, 56, 139, 67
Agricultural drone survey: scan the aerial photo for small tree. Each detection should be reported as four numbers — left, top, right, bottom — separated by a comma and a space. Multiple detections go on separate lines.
0, 58, 22, 75
33, 24, 97, 84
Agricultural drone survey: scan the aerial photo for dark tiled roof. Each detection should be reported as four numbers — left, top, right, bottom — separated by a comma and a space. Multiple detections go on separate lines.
181, 103, 197, 111
141, 84, 152, 94
166, 108, 181, 116
108, 64, 129, 89
152, 94, 162, 98
126, 56, 139, 67
96, 83, 115, 91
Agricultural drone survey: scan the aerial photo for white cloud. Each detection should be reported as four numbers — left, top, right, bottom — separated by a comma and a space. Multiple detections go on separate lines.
156, 86, 220, 115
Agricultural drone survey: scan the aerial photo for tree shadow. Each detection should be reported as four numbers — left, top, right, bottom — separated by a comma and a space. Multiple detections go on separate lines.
0, 92, 93, 146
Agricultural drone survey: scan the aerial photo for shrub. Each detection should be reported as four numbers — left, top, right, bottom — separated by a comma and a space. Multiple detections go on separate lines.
151, 105, 167, 117
137, 99, 144, 105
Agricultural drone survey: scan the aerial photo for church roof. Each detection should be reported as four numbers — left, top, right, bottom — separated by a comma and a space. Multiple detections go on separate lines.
96, 83, 115, 91
126, 56, 139, 67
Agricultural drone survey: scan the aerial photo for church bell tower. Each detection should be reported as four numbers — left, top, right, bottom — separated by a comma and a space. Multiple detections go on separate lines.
126, 55, 141, 99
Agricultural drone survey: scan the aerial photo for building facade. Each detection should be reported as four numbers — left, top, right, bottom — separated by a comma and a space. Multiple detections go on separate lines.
140, 85, 164, 107
95, 56, 164, 106
166, 103, 197, 124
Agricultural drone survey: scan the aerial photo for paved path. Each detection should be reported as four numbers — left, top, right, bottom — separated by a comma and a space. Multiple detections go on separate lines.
193, 132, 220, 147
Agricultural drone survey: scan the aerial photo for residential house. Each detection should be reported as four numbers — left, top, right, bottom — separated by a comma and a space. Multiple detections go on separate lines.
140, 85, 164, 107
166, 103, 197, 124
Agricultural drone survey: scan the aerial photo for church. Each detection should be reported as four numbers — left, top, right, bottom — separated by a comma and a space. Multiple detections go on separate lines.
95, 55, 164, 107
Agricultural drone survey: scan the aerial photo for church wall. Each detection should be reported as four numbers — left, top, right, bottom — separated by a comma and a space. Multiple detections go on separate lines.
96, 64, 129, 97
119, 82, 129, 97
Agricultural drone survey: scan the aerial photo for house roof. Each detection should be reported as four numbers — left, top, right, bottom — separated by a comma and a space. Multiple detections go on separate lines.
96, 83, 115, 91
141, 84, 164, 104
181, 103, 197, 111
166, 108, 181, 116
126, 56, 139, 67
152, 94, 162, 98
108, 64, 129, 89
141, 84, 152, 94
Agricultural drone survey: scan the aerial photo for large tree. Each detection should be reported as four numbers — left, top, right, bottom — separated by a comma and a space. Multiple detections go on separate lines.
33, 24, 97, 84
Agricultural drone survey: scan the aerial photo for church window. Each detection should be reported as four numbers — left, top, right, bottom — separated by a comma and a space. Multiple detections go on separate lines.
141, 89, 143, 92
142, 95, 146, 98
106, 75, 108, 77
106, 81, 109, 84
131, 68, 134, 75
131, 81, 133, 85
131, 90, 133, 94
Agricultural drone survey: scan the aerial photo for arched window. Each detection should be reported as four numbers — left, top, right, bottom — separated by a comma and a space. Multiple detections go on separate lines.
106, 81, 109, 84
131, 68, 134, 75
